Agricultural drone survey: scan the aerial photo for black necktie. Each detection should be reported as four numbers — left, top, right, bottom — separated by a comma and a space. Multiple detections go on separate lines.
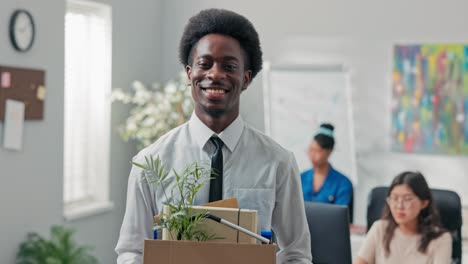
209, 137, 224, 202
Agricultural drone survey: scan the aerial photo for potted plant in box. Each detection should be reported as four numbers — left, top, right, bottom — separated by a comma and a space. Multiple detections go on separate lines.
132, 155, 218, 241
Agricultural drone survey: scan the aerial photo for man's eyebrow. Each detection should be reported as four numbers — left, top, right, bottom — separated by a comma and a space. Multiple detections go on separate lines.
195, 55, 240, 62
223, 56, 240, 62
195, 55, 211, 60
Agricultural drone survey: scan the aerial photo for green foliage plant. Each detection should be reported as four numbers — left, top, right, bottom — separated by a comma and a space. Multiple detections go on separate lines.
132, 155, 220, 241
16, 225, 98, 264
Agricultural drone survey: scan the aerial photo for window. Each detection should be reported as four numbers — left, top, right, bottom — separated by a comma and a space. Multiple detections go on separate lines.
64, 0, 113, 220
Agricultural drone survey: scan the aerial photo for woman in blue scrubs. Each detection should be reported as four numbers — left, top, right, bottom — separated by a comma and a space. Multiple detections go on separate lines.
301, 123, 353, 206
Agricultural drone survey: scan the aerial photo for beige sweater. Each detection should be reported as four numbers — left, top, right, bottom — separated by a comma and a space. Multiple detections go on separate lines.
358, 220, 452, 264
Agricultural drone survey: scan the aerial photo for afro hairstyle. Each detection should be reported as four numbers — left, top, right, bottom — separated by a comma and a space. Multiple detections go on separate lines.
179, 8, 263, 79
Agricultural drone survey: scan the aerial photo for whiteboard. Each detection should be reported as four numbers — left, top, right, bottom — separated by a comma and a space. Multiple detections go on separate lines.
263, 64, 357, 183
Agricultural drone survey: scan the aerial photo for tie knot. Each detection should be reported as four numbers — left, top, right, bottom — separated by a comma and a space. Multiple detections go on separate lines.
210, 137, 224, 149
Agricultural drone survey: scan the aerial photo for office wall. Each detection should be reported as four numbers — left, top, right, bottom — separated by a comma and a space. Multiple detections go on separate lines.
0, 0, 162, 263
1, 1, 467, 262
160, 0, 468, 225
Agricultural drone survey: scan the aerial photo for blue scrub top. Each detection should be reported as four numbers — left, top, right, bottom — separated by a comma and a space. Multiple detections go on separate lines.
300, 165, 352, 206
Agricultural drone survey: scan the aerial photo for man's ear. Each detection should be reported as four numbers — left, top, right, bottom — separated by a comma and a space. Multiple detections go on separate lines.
185, 65, 192, 80
242, 70, 252, 91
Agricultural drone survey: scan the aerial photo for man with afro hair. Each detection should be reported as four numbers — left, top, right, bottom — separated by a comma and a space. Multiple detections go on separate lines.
116, 8, 312, 264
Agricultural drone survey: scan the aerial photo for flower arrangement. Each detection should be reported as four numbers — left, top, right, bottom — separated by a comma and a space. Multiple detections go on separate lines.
112, 72, 193, 150
132, 155, 218, 241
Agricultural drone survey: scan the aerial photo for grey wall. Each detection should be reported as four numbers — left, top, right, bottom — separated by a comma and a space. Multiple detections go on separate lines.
1, 0, 468, 262
0, 0, 162, 263
159, 0, 468, 225
0, 1, 65, 262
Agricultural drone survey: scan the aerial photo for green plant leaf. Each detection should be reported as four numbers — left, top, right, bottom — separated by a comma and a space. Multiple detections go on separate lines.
133, 155, 217, 242
16, 226, 98, 264
131, 161, 147, 170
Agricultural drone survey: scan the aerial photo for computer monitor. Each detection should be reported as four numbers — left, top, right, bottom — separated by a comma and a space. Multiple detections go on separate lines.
304, 202, 352, 264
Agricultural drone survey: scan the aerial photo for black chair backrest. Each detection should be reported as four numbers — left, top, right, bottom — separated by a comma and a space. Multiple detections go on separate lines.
305, 202, 352, 264
366, 186, 462, 263
349, 188, 354, 223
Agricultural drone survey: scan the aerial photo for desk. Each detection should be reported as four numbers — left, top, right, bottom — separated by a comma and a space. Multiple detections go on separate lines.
350, 233, 365, 260
349, 224, 366, 260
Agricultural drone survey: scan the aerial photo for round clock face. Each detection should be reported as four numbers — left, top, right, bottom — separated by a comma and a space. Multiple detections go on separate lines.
9, 10, 35, 52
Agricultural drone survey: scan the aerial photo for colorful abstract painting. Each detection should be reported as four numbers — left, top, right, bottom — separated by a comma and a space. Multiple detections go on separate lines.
392, 44, 468, 155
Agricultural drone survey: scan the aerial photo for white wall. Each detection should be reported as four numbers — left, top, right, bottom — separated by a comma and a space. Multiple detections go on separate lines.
159, 0, 468, 225
1, 1, 467, 262
0, 0, 162, 263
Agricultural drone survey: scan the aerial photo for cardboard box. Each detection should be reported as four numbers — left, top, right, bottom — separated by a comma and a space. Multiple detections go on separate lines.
203, 197, 239, 208
143, 240, 276, 264
162, 205, 258, 244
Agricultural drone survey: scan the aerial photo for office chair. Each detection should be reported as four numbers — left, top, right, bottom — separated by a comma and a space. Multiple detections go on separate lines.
304, 202, 352, 264
367, 187, 462, 264
349, 188, 354, 223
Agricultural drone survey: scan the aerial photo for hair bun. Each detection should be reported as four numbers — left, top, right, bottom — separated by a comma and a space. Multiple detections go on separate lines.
320, 123, 334, 132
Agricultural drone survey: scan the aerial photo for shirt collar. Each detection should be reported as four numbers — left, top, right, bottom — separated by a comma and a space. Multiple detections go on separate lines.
189, 112, 244, 152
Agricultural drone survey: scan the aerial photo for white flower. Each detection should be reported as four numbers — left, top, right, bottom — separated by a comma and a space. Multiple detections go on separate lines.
111, 71, 194, 150
165, 81, 177, 94
132, 81, 146, 91
142, 117, 156, 127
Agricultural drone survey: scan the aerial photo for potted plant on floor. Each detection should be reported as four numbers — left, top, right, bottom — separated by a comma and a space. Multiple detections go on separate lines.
16, 225, 98, 264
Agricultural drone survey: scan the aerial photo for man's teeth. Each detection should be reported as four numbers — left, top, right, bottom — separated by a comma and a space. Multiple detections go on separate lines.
206, 89, 226, 94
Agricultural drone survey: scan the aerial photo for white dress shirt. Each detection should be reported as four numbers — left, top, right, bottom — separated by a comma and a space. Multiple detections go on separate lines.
115, 113, 312, 264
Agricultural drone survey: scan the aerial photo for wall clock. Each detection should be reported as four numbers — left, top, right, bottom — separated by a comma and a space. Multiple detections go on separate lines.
9, 9, 35, 52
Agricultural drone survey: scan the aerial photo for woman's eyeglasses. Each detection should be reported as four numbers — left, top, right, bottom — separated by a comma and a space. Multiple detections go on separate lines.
386, 195, 416, 209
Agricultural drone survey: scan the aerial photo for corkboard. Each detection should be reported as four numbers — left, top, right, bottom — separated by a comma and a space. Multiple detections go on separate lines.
0, 65, 45, 120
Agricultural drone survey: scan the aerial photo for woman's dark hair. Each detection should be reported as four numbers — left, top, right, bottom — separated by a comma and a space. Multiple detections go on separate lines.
381, 171, 446, 256
178, 8, 263, 79
314, 123, 335, 150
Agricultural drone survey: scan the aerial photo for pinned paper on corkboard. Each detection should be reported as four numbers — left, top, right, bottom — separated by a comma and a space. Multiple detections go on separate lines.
0, 65, 45, 121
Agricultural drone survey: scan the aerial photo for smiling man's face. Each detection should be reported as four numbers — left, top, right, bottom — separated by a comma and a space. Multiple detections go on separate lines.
186, 33, 252, 122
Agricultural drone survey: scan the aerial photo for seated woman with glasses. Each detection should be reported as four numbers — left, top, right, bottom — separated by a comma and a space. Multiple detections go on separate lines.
301, 123, 352, 206
355, 171, 452, 264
